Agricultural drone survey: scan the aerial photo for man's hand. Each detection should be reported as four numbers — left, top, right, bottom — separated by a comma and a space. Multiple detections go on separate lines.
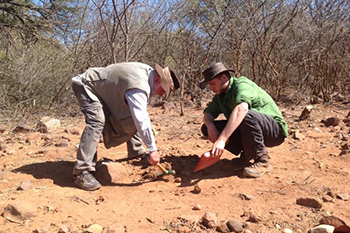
147, 150, 160, 166
211, 138, 226, 157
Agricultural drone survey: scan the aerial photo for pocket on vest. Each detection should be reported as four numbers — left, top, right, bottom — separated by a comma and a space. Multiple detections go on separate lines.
102, 115, 137, 148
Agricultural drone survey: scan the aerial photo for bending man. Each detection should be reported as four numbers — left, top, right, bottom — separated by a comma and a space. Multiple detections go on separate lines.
72, 62, 179, 190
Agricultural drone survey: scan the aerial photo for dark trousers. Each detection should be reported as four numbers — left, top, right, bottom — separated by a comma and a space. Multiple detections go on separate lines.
201, 110, 285, 161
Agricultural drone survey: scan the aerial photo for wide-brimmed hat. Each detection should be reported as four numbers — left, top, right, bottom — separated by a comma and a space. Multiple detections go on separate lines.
199, 62, 234, 89
155, 64, 180, 98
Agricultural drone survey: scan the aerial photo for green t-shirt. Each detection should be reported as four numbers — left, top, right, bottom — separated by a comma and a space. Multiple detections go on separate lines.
204, 76, 288, 136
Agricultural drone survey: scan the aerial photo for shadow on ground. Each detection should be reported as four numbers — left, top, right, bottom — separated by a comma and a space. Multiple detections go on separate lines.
11, 153, 243, 189
160, 154, 242, 187
114, 153, 242, 187
12, 161, 75, 188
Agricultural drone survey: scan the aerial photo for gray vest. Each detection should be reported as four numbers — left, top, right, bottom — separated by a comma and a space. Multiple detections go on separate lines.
81, 62, 153, 148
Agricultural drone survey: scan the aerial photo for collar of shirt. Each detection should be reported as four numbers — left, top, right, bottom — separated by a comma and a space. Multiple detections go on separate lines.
218, 76, 234, 99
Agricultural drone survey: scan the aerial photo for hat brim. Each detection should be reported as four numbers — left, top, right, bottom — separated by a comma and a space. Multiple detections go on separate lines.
155, 63, 180, 98
199, 80, 208, 90
155, 64, 170, 98
199, 69, 234, 90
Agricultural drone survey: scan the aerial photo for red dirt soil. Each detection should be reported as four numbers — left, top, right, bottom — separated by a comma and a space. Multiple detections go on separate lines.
0, 101, 349, 233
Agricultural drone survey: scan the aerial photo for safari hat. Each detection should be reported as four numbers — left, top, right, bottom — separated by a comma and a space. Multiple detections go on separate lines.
199, 62, 235, 89
155, 64, 180, 98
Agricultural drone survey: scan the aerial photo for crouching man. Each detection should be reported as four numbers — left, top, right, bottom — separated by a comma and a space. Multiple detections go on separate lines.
199, 62, 287, 178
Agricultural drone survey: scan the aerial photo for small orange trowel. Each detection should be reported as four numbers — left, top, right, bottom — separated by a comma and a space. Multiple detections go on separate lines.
194, 150, 221, 172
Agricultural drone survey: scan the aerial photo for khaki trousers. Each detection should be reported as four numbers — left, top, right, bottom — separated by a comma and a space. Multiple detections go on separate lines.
72, 83, 146, 175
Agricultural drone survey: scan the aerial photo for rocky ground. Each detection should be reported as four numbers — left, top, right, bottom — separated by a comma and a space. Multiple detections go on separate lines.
0, 98, 349, 233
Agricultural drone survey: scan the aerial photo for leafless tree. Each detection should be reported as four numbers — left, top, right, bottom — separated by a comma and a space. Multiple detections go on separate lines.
1, 0, 349, 119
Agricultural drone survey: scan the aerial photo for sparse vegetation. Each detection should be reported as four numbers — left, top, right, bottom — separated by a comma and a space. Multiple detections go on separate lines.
0, 0, 349, 122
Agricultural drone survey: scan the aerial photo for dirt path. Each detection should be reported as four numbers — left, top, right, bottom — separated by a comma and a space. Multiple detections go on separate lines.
0, 102, 349, 233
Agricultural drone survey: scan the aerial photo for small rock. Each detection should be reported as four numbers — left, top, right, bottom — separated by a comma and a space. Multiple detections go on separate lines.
57, 224, 70, 233
336, 193, 349, 201
13, 124, 32, 133
106, 224, 125, 233
4, 201, 37, 223
325, 189, 336, 198
227, 219, 243, 232
322, 195, 334, 203
192, 184, 201, 194
33, 224, 51, 233
292, 130, 305, 140
238, 193, 254, 200
202, 212, 217, 228
7, 149, 15, 155
95, 161, 127, 184
17, 180, 33, 191
55, 139, 70, 147
174, 177, 182, 183
85, 224, 104, 233
296, 197, 323, 209
341, 143, 350, 150
192, 204, 201, 210
282, 228, 293, 233
320, 215, 349, 229
216, 220, 230, 232
248, 214, 261, 223
340, 143, 350, 155
36, 116, 61, 133
343, 118, 350, 124
242, 211, 262, 223
321, 117, 340, 127
308, 224, 334, 233
241, 211, 262, 223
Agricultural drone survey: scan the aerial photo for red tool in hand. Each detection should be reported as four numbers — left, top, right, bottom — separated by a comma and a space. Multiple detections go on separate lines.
194, 150, 221, 172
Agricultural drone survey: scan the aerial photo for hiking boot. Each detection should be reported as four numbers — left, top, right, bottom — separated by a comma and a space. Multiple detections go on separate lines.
232, 156, 251, 171
242, 160, 272, 178
74, 170, 101, 191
